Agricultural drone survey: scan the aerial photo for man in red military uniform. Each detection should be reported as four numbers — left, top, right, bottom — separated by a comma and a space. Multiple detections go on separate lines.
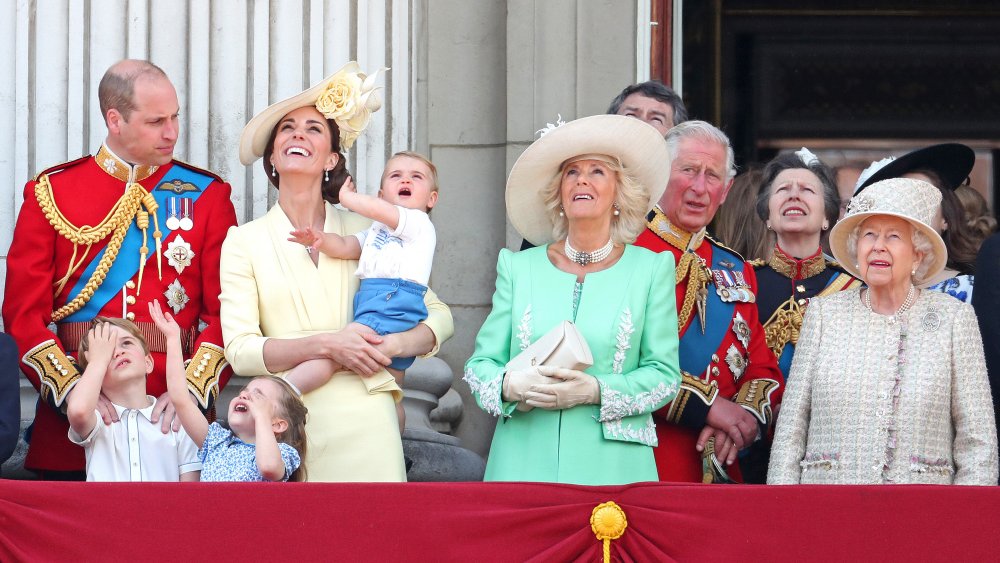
2, 59, 237, 479
634, 120, 784, 483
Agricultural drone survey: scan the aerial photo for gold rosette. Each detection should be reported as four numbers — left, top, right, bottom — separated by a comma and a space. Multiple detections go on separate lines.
590, 501, 628, 563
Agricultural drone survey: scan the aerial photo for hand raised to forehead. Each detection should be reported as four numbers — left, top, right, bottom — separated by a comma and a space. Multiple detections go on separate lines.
85, 323, 118, 369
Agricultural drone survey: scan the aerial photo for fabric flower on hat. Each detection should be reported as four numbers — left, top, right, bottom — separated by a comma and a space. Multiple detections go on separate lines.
315, 62, 387, 149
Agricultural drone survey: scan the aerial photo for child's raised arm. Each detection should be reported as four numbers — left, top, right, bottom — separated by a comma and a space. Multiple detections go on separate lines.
66, 324, 115, 439
288, 227, 361, 260
337, 176, 401, 230
149, 300, 209, 447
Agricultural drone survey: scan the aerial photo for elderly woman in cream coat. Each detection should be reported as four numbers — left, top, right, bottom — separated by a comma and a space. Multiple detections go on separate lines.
768, 178, 998, 485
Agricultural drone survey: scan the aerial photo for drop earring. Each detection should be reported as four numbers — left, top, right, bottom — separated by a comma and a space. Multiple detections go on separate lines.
324, 169, 330, 182
271, 166, 276, 178
559, 205, 565, 217
612, 204, 620, 216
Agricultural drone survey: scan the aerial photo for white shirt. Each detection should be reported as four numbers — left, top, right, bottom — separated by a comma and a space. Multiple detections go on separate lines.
353, 206, 436, 285
68, 396, 202, 482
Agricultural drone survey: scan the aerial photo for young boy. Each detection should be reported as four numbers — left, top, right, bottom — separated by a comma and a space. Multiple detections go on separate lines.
287, 151, 439, 431
66, 317, 201, 481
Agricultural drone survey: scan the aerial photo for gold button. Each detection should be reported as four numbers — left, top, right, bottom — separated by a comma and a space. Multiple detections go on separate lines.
126, 295, 137, 305
711, 367, 720, 376
126, 312, 136, 321
797, 299, 807, 305
60, 369, 68, 376
203, 353, 211, 360
126, 280, 136, 290
796, 285, 806, 293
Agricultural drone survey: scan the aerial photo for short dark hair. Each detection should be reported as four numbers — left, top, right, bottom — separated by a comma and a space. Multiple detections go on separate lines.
98, 60, 169, 124
606, 81, 688, 126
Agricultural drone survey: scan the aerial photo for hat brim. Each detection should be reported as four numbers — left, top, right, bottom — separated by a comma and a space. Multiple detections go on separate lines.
854, 143, 974, 195
506, 115, 671, 246
238, 62, 361, 166
829, 211, 947, 286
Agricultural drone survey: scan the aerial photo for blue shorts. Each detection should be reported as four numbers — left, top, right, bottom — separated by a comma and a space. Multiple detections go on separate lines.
353, 278, 428, 370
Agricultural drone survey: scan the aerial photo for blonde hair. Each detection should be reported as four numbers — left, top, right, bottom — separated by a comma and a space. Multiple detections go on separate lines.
539, 157, 649, 244
381, 151, 440, 193
77, 317, 149, 370
250, 376, 309, 482
954, 185, 997, 241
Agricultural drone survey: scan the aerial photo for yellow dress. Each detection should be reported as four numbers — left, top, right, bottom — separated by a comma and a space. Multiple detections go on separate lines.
220, 203, 452, 481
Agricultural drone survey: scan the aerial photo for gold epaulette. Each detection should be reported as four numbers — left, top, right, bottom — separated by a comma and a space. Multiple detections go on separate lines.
32, 155, 90, 182
171, 158, 227, 184
705, 234, 747, 263
22, 340, 80, 407
186, 343, 229, 409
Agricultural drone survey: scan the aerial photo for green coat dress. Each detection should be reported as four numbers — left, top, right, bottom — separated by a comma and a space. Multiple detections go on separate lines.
464, 245, 680, 485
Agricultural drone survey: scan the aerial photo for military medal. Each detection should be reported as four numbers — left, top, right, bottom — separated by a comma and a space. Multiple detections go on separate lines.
164, 279, 190, 313
166, 197, 181, 230
179, 198, 194, 231
725, 344, 747, 382
732, 312, 751, 349
166, 235, 196, 274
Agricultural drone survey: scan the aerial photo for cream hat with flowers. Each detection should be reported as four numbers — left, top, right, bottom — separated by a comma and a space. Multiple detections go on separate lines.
506, 114, 671, 246
830, 177, 947, 285
239, 62, 386, 165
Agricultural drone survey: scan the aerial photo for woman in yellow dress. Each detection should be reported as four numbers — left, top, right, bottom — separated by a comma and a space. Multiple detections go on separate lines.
220, 63, 453, 481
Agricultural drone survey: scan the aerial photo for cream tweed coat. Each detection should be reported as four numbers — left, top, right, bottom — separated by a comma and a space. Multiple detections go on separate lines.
768, 288, 998, 485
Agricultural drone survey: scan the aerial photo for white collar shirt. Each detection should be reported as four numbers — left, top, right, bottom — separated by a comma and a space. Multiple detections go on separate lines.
68, 396, 202, 481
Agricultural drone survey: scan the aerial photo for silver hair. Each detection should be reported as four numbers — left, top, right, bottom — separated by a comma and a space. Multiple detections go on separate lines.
664, 120, 736, 182
845, 218, 937, 282
540, 158, 649, 244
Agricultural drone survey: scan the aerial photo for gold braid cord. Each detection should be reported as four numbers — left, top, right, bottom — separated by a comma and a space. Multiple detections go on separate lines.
762, 298, 804, 359
35, 175, 152, 322
675, 252, 710, 331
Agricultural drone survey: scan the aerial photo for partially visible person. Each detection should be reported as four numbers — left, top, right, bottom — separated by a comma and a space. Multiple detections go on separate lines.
973, 231, 1000, 482
0, 333, 20, 465
286, 151, 440, 434
854, 143, 978, 301
224, 62, 453, 482
150, 300, 305, 482
833, 162, 866, 220
2, 59, 237, 480
465, 115, 680, 485
768, 178, 998, 485
634, 121, 784, 483
742, 149, 861, 483
66, 318, 201, 482
607, 80, 688, 135
753, 149, 862, 379
954, 184, 997, 243
710, 166, 769, 262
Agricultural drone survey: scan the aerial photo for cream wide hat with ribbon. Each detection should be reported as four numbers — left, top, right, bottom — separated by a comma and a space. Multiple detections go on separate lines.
239, 61, 386, 165
830, 177, 947, 286
506, 114, 671, 246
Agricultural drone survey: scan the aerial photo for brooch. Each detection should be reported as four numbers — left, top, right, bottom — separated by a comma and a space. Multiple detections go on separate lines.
922, 310, 941, 332
164, 279, 190, 313
166, 235, 196, 274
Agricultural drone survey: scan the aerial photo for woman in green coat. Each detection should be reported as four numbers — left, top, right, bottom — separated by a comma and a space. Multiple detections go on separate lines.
464, 115, 681, 485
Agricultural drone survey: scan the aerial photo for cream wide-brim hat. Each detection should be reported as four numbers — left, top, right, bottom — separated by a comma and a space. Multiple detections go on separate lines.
506, 115, 671, 246
830, 177, 947, 286
238, 61, 384, 165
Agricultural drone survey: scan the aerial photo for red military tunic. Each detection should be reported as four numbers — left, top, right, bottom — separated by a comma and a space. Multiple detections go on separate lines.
2, 145, 237, 472
635, 207, 784, 482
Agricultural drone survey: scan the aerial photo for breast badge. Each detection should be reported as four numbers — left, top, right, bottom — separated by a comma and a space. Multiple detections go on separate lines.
166, 235, 196, 274
164, 279, 190, 313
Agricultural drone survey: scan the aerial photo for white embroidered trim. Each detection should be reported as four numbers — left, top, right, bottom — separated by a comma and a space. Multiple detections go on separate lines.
599, 381, 678, 422
516, 306, 532, 352
463, 367, 503, 417
612, 308, 634, 374
603, 417, 658, 447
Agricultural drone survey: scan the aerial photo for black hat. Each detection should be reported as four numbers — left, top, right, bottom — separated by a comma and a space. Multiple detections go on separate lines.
853, 143, 974, 196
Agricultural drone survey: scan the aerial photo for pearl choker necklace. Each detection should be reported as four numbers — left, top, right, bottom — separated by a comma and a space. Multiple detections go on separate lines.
864, 284, 916, 316
565, 238, 614, 266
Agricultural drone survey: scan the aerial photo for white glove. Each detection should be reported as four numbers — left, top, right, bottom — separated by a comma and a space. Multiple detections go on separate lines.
502, 367, 560, 404
522, 366, 600, 410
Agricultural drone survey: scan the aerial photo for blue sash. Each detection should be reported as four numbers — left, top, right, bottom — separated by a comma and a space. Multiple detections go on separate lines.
677, 244, 743, 376
63, 165, 213, 322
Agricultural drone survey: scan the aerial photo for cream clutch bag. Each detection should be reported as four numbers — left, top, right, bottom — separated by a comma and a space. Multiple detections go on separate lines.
506, 320, 594, 373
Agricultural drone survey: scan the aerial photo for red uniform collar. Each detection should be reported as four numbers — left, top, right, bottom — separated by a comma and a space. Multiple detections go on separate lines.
767, 244, 826, 280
